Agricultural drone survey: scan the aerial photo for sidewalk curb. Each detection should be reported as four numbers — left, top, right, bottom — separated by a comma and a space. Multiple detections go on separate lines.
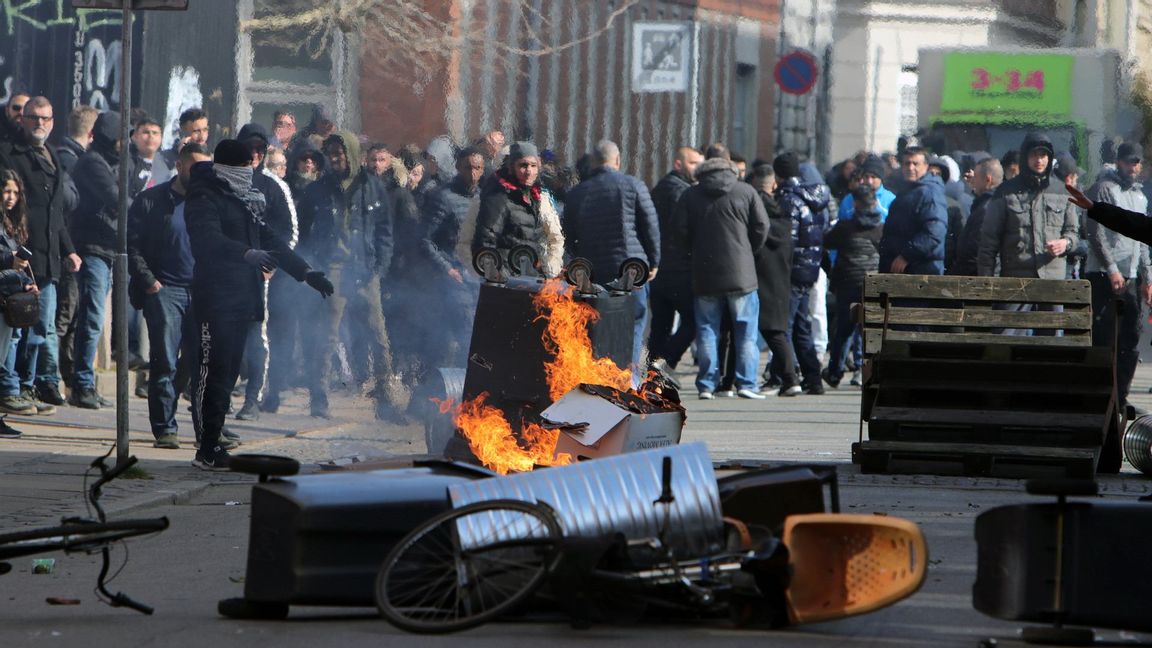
103, 479, 214, 516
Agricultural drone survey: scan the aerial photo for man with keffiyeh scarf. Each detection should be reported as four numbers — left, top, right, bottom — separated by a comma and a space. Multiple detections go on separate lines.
184, 139, 333, 471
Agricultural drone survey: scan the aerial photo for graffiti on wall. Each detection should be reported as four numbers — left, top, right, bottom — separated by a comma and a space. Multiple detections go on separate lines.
1, 1, 129, 112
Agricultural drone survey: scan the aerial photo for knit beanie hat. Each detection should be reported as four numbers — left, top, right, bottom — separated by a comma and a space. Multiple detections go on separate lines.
860, 154, 887, 180
214, 139, 252, 167
509, 141, 539, 162
773, 151, 801, 180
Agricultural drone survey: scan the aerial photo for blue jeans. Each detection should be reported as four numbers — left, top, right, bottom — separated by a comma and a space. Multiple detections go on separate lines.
826, 284, 861, 382
0, 327, 19, 394
143, 285, 192, 437
72, 255, 112, 389
693, 290, 760, 393
631, 283, 650, 384
785, 284, 821, 389
16, 281, 58, 389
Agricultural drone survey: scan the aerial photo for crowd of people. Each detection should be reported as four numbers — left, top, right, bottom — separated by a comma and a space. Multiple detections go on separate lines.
1, 88, 1149, 469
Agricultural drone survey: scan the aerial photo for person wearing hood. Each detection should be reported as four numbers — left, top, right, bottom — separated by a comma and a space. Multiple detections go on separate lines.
69, 111, 145, 409
298, 130, 402, 422
768, 151, 830, 396
472, 141, 564, 277
822, 177, 884, 389
878, 146, 948, 276
927, 155, 968, 275
976, 134, 1079, 335
1080, 141, 1149, 408
672, 154, 769, 400
184, 139, 333, 470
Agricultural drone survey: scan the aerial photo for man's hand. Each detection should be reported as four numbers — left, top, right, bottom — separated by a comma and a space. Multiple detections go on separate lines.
889, 255, 909, 274
305, 271, 335, 298
1066, 183, 1093, 209
1110, 271, 1126, 294
11, 256, 28, 271
1143, 284, 1152, 306
648, 266, 659, 282
1045, 239, 1069, 257
26, 283, 39, 295
146, 281, 162, 295
243, 249, 278, 273
448, 268, 464, 284
65, 254, 82, 273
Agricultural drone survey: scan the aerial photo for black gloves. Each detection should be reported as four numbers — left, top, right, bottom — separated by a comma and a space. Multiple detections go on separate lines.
243, 249, 278, 273
305, 271, 334, 298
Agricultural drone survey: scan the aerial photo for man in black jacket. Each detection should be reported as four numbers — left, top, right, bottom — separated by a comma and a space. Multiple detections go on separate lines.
185, 140, 332, 471
647, 146, 701, 371
673, 156, 769, 400
0, 96, 81, 412
128, 143, 211, 449
298, 131, 400, 421
68, 111, 133, 409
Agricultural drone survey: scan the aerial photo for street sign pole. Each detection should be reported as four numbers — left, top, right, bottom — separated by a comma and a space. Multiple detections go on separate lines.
113, 0, 132, 465
73, 0, 188, 467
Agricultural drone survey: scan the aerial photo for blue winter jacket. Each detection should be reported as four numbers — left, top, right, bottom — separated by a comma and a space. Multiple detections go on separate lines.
878, 173, 948, 275
562, 166, 660, 283
775, 178, 830, 286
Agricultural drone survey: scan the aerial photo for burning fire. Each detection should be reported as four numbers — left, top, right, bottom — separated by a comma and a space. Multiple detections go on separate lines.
451, 279, 634, 474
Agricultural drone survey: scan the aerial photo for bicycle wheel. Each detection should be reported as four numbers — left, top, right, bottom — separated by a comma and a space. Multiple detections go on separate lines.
0, 518, 170, 561
376, 499, 562, 634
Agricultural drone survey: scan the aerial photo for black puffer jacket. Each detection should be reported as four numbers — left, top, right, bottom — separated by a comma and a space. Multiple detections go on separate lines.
184, 162, 311, 322
472, 168, 546, 263
650, 171, 693, 276
420, 176, 477, 278
824, 210, 883, 292
775, 178, 830, 286
562, 166, 660, 283
753, 190, 794, 331
673, 158, 769, 296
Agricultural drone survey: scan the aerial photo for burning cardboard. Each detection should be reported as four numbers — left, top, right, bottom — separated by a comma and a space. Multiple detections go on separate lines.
542, 384, 685, 461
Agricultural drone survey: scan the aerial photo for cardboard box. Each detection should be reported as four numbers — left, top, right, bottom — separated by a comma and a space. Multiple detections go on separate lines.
542, 386, 685, 461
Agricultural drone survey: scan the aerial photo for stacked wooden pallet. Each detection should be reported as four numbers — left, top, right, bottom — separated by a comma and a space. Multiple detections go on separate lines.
852, 274, 1122, 478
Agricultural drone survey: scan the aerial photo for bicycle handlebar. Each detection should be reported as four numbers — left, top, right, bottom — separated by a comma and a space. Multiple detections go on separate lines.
109, 591, 154, 615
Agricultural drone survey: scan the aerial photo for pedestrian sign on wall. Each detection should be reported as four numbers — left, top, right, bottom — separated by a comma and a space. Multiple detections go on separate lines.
632, 21, 693, 93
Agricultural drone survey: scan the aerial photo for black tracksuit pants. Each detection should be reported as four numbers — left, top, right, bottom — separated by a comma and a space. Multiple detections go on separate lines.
190, 318, 250, 451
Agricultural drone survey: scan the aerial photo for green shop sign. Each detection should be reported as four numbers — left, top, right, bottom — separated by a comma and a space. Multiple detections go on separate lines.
940, 52, 1074, 116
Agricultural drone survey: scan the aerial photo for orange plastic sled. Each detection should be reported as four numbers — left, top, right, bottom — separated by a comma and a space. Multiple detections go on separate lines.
783, 513, 927, 625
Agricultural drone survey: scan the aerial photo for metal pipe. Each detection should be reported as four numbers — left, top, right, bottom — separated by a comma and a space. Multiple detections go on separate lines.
114, 0, 133, 465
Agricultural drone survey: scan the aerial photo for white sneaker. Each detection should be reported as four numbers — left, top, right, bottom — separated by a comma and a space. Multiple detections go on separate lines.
715, 389, 736, 398
698, 392, 715, 400
849, 371, 862, 387
779, 385, 803, 397
736, 388, 766, 400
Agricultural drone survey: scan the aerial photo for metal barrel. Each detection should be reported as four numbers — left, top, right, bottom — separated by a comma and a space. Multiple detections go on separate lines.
1124, 415, 1152, 475
448, 442, 723, 558
419, 367, 467, 456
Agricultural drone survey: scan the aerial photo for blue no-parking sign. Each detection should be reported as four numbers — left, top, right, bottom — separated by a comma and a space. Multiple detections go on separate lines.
774, 50, 819, 96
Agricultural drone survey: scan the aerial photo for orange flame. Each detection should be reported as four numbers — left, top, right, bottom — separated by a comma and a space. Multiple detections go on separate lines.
534, 279, 632, 402
454, 394, 572, 475
454, 279, 639, 473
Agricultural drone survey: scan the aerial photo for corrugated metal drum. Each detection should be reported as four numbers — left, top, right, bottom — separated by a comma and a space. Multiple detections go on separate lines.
448, 442, 722, 558
1124, 415, 1152, 475
419, 367, 466, 456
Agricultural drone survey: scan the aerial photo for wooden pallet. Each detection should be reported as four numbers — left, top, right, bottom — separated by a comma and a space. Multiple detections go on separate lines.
852, 440, 1099, 479
855, 274, 1118, 475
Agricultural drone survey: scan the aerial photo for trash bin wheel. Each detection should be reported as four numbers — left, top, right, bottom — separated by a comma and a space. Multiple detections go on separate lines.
1020, 625, 1095, 645
228, 454, 300, 478
375, 499, 562, 634
217, 597, 290, 620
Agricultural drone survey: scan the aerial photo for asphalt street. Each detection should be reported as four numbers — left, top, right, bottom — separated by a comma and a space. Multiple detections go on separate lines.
0, 364, 1150, 647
